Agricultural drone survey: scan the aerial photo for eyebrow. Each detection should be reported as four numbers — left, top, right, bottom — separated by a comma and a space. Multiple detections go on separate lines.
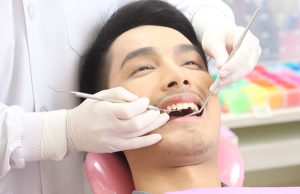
119, 44, 199, 70
173, 44, 198, 55
120, 47, 157, 69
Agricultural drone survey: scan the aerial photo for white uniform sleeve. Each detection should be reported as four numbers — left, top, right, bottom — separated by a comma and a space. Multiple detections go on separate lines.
0, 104, 43, 176
0, 105, 70, 177
165, 0, 235, 39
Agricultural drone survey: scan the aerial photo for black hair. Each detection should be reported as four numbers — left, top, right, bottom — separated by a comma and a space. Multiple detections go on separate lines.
79, 0, 207, 95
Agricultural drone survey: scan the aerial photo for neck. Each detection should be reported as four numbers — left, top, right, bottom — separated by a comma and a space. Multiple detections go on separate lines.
131, 159, 221, 194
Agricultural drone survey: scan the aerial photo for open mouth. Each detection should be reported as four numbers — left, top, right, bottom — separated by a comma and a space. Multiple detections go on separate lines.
166, 102, 204, 117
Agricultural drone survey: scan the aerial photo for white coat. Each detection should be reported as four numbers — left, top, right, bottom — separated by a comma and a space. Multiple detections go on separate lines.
0, 0, 233, 193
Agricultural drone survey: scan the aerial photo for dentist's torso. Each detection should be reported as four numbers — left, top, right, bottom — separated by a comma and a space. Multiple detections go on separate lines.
0, 1, 119, 193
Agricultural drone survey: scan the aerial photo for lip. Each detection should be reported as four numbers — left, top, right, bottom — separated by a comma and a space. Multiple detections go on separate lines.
157, 92, 205, 110
168, 115, 200, 125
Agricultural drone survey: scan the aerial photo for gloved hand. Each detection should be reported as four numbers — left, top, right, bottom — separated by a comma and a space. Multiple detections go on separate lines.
66, 87, 169, 153
193, 11, 262, 93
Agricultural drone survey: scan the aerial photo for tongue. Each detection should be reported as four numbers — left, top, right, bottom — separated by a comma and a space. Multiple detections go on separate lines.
169, 110, 183, 117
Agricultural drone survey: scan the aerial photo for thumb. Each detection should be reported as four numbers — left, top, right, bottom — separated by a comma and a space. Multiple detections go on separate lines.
203, 38, 229, 71
211, 46, 229, 72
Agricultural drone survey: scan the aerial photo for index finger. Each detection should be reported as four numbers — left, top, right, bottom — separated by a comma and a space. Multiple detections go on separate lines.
110, 97, 150, 119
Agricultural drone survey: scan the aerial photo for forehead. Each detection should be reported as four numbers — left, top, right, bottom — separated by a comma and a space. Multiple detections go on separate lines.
108, 25, 192, 58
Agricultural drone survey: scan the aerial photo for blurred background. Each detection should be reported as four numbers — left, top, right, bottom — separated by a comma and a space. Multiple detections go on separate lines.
219, 0, 300, 187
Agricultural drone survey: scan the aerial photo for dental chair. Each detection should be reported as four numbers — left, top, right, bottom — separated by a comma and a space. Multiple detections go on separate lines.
85, 129, 244, 194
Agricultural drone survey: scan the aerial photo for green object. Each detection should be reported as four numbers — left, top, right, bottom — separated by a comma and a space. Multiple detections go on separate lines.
219, 87, 250, 114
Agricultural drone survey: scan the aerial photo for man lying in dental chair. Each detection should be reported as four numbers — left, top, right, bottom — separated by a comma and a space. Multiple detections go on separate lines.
80, 0, 233, 193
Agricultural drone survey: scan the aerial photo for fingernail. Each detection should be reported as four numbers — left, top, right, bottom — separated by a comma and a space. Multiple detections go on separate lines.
161, 113, 170, 121
152, 134, 162, 141
131, 94, 139, 100
140, 97, 150, 103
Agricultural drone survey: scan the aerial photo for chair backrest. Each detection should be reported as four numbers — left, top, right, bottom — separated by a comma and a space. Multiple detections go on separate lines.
85, 137, 244, 194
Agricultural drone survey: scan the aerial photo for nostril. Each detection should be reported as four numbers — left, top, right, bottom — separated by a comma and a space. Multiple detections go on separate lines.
167, 81, 177, 88
183, 80, 189, 85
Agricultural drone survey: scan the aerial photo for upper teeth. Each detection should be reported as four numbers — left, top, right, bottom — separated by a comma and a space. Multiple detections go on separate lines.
166, 102, 199, 114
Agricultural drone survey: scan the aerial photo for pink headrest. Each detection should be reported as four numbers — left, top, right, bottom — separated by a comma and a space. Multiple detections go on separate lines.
85, 153, 134, 193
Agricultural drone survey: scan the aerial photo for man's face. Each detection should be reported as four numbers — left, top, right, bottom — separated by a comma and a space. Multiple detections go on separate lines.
107, 25, 221, 166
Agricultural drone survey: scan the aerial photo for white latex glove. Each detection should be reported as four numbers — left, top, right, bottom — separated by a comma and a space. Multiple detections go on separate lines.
66, 87, 169, 153
193, 11, 262, 93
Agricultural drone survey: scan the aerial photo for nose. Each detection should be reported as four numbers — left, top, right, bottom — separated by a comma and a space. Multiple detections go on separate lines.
161, 65, 191, 91
167, 79, 190, 88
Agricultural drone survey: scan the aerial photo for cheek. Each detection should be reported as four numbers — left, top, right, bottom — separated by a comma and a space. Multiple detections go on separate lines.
189, 71, 213, 91
208, 96, 221, 135
110, 77, 159, 100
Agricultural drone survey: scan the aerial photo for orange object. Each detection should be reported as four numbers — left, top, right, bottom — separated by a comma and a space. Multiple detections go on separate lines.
259, 71, 300, 107
246, 73, 285, 109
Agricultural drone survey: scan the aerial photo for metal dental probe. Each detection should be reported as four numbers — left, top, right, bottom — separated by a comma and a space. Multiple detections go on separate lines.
48, 85, 166, 112
186, 8, 260, 117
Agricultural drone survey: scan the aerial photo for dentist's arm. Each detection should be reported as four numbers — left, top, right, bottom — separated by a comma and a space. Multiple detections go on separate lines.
1, 87, 168, 176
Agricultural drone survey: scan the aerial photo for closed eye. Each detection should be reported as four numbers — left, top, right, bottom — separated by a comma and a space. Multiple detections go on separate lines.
131, 65, 154, 76
182, 61, 202, 70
